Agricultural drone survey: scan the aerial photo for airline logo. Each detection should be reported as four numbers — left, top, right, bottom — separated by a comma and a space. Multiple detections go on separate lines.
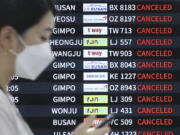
83, 84, 108, 92
83, 72, 108, 81
83, 27, 108, 35
83, 3, 108, 12
84, 118, 105, 127
83, 49, 108, 58
83, 15, 108, 23
84, 95, 108, 104
83, 38, 108, 47
84, 106, 108, 115
83, 61, 108, 69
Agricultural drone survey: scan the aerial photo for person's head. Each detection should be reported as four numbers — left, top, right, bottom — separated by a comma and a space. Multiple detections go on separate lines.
0, 0, 55, 84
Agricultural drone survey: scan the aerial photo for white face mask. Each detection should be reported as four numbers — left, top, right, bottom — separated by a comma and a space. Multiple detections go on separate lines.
10, 35, 55, 80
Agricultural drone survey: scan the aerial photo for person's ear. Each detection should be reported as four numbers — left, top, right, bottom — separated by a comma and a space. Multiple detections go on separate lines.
0, 26, 18, 51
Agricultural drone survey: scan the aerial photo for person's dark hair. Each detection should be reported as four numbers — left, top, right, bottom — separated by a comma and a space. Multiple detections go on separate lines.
0, 0, 55, 34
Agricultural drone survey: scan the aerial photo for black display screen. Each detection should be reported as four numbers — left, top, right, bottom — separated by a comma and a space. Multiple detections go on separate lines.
10, 0, 180, 135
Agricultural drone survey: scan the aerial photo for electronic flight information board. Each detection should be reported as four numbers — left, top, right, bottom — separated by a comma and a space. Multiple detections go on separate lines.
9, 0, 180, 135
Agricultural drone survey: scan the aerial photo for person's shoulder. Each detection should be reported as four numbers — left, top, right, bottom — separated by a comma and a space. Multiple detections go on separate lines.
0, 90, 10, 104
0, 90, 14, 115
0, 90, 19, 134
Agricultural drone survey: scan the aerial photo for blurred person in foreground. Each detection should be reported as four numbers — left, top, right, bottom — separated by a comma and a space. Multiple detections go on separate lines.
0, 0, 111, 135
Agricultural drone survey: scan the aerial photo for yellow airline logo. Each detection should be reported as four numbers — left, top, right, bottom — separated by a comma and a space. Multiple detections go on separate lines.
83, 38, 108, 46
83, 95, 108, 104
84, 107, 108, 115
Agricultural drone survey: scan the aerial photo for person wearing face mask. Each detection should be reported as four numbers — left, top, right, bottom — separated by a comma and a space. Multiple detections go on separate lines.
10, 34, 55, 80
0, 0, 111, 135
